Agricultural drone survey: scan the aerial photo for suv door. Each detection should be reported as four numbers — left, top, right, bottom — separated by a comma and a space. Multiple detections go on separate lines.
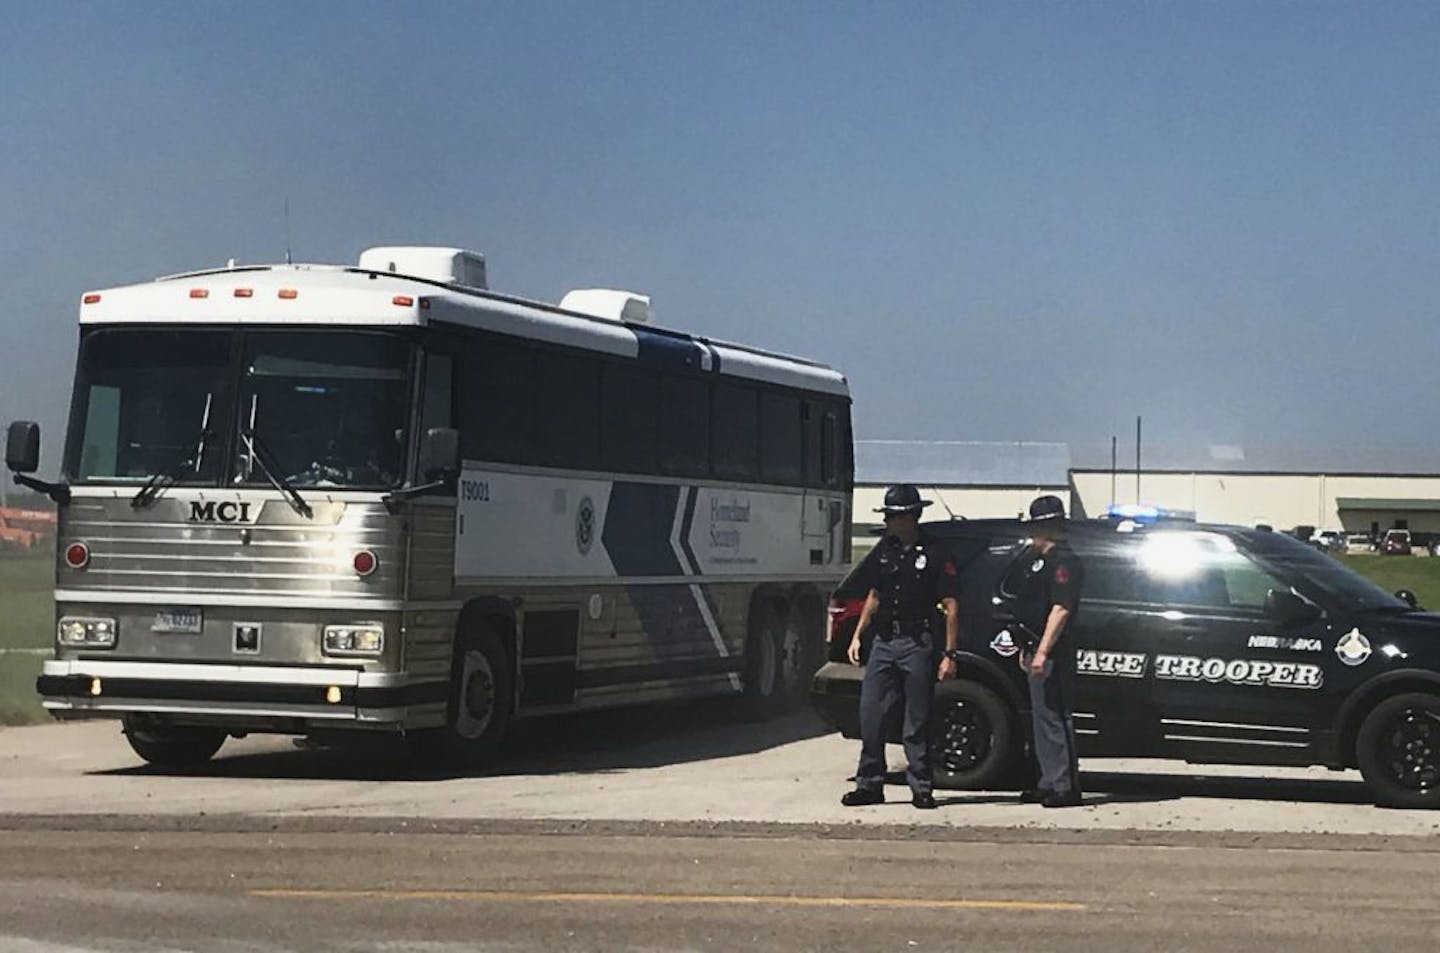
1064, 530, 1161, 755
991, 528, 1158, 756
1130, 530, 1331, 764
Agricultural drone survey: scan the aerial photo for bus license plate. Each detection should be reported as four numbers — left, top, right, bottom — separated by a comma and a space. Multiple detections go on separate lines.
152, 608, 203, 634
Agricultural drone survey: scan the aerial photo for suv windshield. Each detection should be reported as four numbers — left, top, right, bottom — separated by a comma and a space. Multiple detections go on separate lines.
232, 332, 412, 489
64, 329, 232, 484
1246, 531, 1409, 612
63, 328, 415, 490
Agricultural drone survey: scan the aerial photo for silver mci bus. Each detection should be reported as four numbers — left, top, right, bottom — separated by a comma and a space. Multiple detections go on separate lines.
11, 246, 853, 768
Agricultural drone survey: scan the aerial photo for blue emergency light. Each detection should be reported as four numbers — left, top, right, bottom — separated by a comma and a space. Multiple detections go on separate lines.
1103, 503, 1196, 524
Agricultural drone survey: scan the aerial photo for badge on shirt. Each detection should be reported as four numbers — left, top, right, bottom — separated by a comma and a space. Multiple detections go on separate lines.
915, 554, 927, 570
1031, 558, 1045, 573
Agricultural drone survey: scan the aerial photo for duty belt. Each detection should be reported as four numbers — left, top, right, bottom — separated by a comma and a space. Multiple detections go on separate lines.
880, 620, 932, 641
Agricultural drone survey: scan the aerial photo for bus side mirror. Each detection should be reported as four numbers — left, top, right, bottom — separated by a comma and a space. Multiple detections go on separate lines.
1265, 589, 1321, 628
1396, 589, 1419, 609
418, 427, 460, 482
5, 421, 39, 474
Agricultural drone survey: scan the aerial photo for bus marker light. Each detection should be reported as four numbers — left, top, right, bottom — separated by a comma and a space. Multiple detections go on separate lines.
82, 294, 101, 305
234, 288, 253, 298
189, 288, 209, 299
90, 678, 102, 697
392, 295, 414, 307
278, 289, 298, 300
353, 550, 378, 577
326, 685, 342, 704
65, 542, 91, 569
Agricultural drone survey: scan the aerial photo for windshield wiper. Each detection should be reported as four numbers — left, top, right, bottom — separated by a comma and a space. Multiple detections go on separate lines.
239, 424, 313, 519
132, 395, 213, 509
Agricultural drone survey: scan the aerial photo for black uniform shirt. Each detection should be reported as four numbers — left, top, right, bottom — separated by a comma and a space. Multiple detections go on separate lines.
853, 529, 960, 638
1005, 541, 1085, 646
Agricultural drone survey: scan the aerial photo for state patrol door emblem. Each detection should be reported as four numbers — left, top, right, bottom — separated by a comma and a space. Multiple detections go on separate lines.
990, 629, 1019, 658
575, 496, 596, 556
1335, 628, 1372, 667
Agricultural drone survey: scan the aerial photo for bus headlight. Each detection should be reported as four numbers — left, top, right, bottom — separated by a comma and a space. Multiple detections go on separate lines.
58, 616, 117, 648
322, 625, 384, 657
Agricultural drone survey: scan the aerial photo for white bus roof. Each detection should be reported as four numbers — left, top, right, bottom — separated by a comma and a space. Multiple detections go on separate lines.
77, 254, 849, 397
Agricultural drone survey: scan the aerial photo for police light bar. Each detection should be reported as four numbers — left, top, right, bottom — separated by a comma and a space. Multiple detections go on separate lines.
1104, 503, 1196, 524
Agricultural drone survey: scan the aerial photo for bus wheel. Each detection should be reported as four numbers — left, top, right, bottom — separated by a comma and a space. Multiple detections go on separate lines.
411, 627, 513, 771
776, 603, 822, 706
930, 680, 1018, 790
740, 604, 788, 716
1356, 693, 1440, 809
121, 715, 226, 768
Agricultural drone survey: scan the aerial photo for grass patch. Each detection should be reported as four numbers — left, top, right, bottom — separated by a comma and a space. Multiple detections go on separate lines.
1338, 553, 1440, 610
0, 543, 54, 650
0, 544, 53, 725
0, 653, 44, 725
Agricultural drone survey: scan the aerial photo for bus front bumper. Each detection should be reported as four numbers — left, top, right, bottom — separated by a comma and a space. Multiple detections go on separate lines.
36, 659, 447, 727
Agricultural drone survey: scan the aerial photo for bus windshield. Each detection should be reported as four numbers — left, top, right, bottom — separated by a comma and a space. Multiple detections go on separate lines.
64, 328, 414, 490
64, 328, 233, 484
232, 332, 413, 490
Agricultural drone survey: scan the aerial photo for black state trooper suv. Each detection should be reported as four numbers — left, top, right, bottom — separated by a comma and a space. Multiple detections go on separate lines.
812, 517, 1440, 808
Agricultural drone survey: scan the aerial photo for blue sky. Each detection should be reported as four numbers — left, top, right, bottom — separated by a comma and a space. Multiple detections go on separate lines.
3, 1, 1439, 471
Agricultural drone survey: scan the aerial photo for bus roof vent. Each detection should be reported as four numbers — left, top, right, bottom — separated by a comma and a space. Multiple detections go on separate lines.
559, 288, 651, 324
358, 246, 488, 290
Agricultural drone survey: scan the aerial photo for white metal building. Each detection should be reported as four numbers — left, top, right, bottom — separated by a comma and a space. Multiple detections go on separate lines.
1070, 444, 1440, 543
852, 441, 1072, 542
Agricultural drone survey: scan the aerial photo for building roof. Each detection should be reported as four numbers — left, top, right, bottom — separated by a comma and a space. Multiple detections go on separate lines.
1337, 498, 1440, 512
855, 441, 1071, 488
1070, 442, 1440, 477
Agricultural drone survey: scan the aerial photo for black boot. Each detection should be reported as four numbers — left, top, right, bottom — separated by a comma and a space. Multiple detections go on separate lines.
841, 787, 884, 807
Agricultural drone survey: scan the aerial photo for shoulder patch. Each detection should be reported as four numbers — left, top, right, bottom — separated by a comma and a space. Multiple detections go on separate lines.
1054, 565, 1070, 585
943, 560, 957, 576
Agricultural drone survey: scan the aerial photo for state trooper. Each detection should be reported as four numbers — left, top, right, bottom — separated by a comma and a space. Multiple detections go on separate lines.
1008, 494, 1085, 808
842, 484, 960, 810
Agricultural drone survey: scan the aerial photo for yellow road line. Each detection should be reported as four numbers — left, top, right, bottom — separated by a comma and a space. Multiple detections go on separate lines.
251, 888, 1083, 912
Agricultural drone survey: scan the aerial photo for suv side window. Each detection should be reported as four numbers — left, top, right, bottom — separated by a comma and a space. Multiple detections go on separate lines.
1132, 531, 1284, 612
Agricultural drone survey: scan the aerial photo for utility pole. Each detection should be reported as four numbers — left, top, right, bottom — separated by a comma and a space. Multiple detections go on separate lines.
1135, 416, 1142, 504
1110, 435, 1117, 508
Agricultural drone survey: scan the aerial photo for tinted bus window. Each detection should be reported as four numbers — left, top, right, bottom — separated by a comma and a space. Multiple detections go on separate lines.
660, 375, 709, 477
537, 352, 600, 469
760, 392, 802, 484
712, 383, 758, 481
461, 337, 535, 463
602, 363, 659, 473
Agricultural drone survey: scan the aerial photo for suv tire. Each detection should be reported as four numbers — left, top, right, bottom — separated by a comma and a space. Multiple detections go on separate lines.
931, 680, 1019, 790
1356, 692, 1440, 808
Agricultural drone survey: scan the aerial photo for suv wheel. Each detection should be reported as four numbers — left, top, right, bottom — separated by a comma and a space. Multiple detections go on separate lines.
1356, 693, 1440, 808
931, 680, 1018, 790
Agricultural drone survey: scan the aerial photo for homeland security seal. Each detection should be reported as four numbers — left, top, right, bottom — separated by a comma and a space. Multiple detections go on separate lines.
575, 496, 596, 556
1335, 628, 1372, 667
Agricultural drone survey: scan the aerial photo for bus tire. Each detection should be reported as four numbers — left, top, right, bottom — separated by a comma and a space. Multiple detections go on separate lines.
1356, 692, 1440, 809
121, 715, 226, 768
930, 680, 1019, 790
740, 602, 789, 716
410, 625, 514, 771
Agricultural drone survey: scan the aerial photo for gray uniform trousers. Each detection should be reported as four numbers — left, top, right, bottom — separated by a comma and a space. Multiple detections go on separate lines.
1025, 648, 1081, 796
855, 632, 935, 796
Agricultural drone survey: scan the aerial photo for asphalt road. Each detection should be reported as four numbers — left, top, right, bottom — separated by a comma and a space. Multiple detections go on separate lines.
4, 703, 1440, 951
3, 826, 1439, 952
4, 704, 1440, 835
